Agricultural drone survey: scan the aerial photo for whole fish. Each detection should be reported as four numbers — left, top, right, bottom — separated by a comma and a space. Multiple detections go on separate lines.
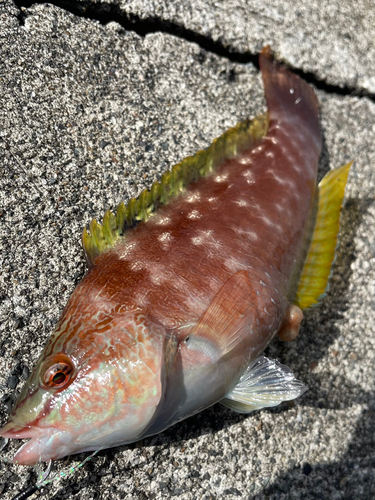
0, 48, 350, 465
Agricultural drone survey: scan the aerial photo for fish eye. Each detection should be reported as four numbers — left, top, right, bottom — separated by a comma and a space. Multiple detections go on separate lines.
42, 353, 75, 390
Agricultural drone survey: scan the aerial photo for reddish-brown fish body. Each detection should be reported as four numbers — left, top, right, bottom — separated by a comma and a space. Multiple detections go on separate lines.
1, 52, 323, 464
78, 53, 320, 364
47, 53, 321, 432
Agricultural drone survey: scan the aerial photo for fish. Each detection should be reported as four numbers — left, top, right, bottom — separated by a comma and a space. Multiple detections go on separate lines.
0, 47, 350, 466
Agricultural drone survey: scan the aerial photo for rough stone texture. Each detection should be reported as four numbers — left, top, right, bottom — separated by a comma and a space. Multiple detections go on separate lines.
0, 0, 375, 499
109, 0, 375, 93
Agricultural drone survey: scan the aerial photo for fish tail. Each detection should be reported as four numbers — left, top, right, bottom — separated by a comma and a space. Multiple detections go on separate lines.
259, 47, 320, 143
294, 162, 352, 309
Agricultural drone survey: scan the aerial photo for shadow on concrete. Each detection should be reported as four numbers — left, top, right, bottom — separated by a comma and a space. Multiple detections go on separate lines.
249, 402, 375, 500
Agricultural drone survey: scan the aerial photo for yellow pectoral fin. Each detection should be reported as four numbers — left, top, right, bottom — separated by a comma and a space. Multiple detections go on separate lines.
295, 162, 352, 309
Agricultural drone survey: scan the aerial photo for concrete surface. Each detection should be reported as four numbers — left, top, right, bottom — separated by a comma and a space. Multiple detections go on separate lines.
0, 0, 374, 499
81, 0, 375, 93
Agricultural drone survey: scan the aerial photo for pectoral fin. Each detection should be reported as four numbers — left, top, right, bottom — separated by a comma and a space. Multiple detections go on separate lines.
183, 271, 256, 362
221, 356, 307, 413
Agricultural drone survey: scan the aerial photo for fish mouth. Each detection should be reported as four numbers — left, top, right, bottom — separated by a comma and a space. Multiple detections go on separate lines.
0, 421, 43, 440
0, 421, 69, 465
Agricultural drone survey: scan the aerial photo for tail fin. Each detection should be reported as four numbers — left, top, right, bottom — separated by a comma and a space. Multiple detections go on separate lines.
259, 47, 320, 143
294, 162, 352, 309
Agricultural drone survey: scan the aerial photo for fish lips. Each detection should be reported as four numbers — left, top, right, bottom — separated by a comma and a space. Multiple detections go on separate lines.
0, 422, 72, 465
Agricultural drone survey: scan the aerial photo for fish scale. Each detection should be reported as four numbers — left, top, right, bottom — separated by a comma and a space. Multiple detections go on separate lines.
0, 48, 350, 465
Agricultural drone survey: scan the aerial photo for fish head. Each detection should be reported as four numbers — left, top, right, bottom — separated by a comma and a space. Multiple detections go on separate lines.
0, 290, 174, 465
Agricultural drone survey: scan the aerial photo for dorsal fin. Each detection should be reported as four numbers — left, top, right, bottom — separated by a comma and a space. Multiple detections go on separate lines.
82, 113, 269, 267
294, 162, 352, 309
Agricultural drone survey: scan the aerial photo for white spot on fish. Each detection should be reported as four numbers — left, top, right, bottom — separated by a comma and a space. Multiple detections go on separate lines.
290, 88, 295, 94
208, 196, 218, 203
271, 298, 276, 305
188, 210, 201, 219
275, 203, 291, 217
159, 232, 172, 242
215, 173, 228, 183
236, 228, 258, 241
118, 241, 137, 259
272, 123, 281, 131
294, 97, 302, 105
243, 170, 255, 185
224, 257, 240, 273
265, 272, 270, 278
261, 216, 273, 226
269, 171, 284, 184
186, 192, 201, 203
239, 157, 252, 165
155, 216, 171, 226
261, 216, 281, 231
270, 137, 278, 145
264, 307, 270, 316
291, 162, 302, 172
130, 261, 145, 271
234, 199, 248, 207
260, 280, 267, 287
149, 266, 167, 285
254, 145, 264, 153
243, 169, 254, 180
265, 151, 274, 159
249, 201, 262, 212
269, 172, 296, 190
192, 236, 202, 245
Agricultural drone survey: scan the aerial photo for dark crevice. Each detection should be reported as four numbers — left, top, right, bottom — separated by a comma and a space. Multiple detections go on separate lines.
12, 0, 375, 103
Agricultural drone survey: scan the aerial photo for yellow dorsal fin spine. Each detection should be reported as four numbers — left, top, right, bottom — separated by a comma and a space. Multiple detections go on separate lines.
294, 162, 352, 309
82, 113, 269, 267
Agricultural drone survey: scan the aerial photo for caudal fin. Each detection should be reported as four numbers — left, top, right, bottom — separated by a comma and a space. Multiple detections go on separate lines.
294, 162, 352, 309
259, 47, 320, 143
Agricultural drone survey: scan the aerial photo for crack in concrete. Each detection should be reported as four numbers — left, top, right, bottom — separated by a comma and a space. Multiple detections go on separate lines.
12, 0, 375, 103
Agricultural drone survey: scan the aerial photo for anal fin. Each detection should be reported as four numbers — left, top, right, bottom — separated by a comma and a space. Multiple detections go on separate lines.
221, 356, 307, 414
295, 162, 352, 309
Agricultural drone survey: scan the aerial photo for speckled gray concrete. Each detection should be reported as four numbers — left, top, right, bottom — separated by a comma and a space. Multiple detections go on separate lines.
0, 0, 374, 499
88, 0, 375, 93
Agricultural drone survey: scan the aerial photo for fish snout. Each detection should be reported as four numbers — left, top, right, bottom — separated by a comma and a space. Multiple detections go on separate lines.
0, 421, 71, 465
0, 420, 41, 440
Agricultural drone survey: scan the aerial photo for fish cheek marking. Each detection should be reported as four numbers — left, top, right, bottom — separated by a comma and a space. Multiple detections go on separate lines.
277, 304, 303, 342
